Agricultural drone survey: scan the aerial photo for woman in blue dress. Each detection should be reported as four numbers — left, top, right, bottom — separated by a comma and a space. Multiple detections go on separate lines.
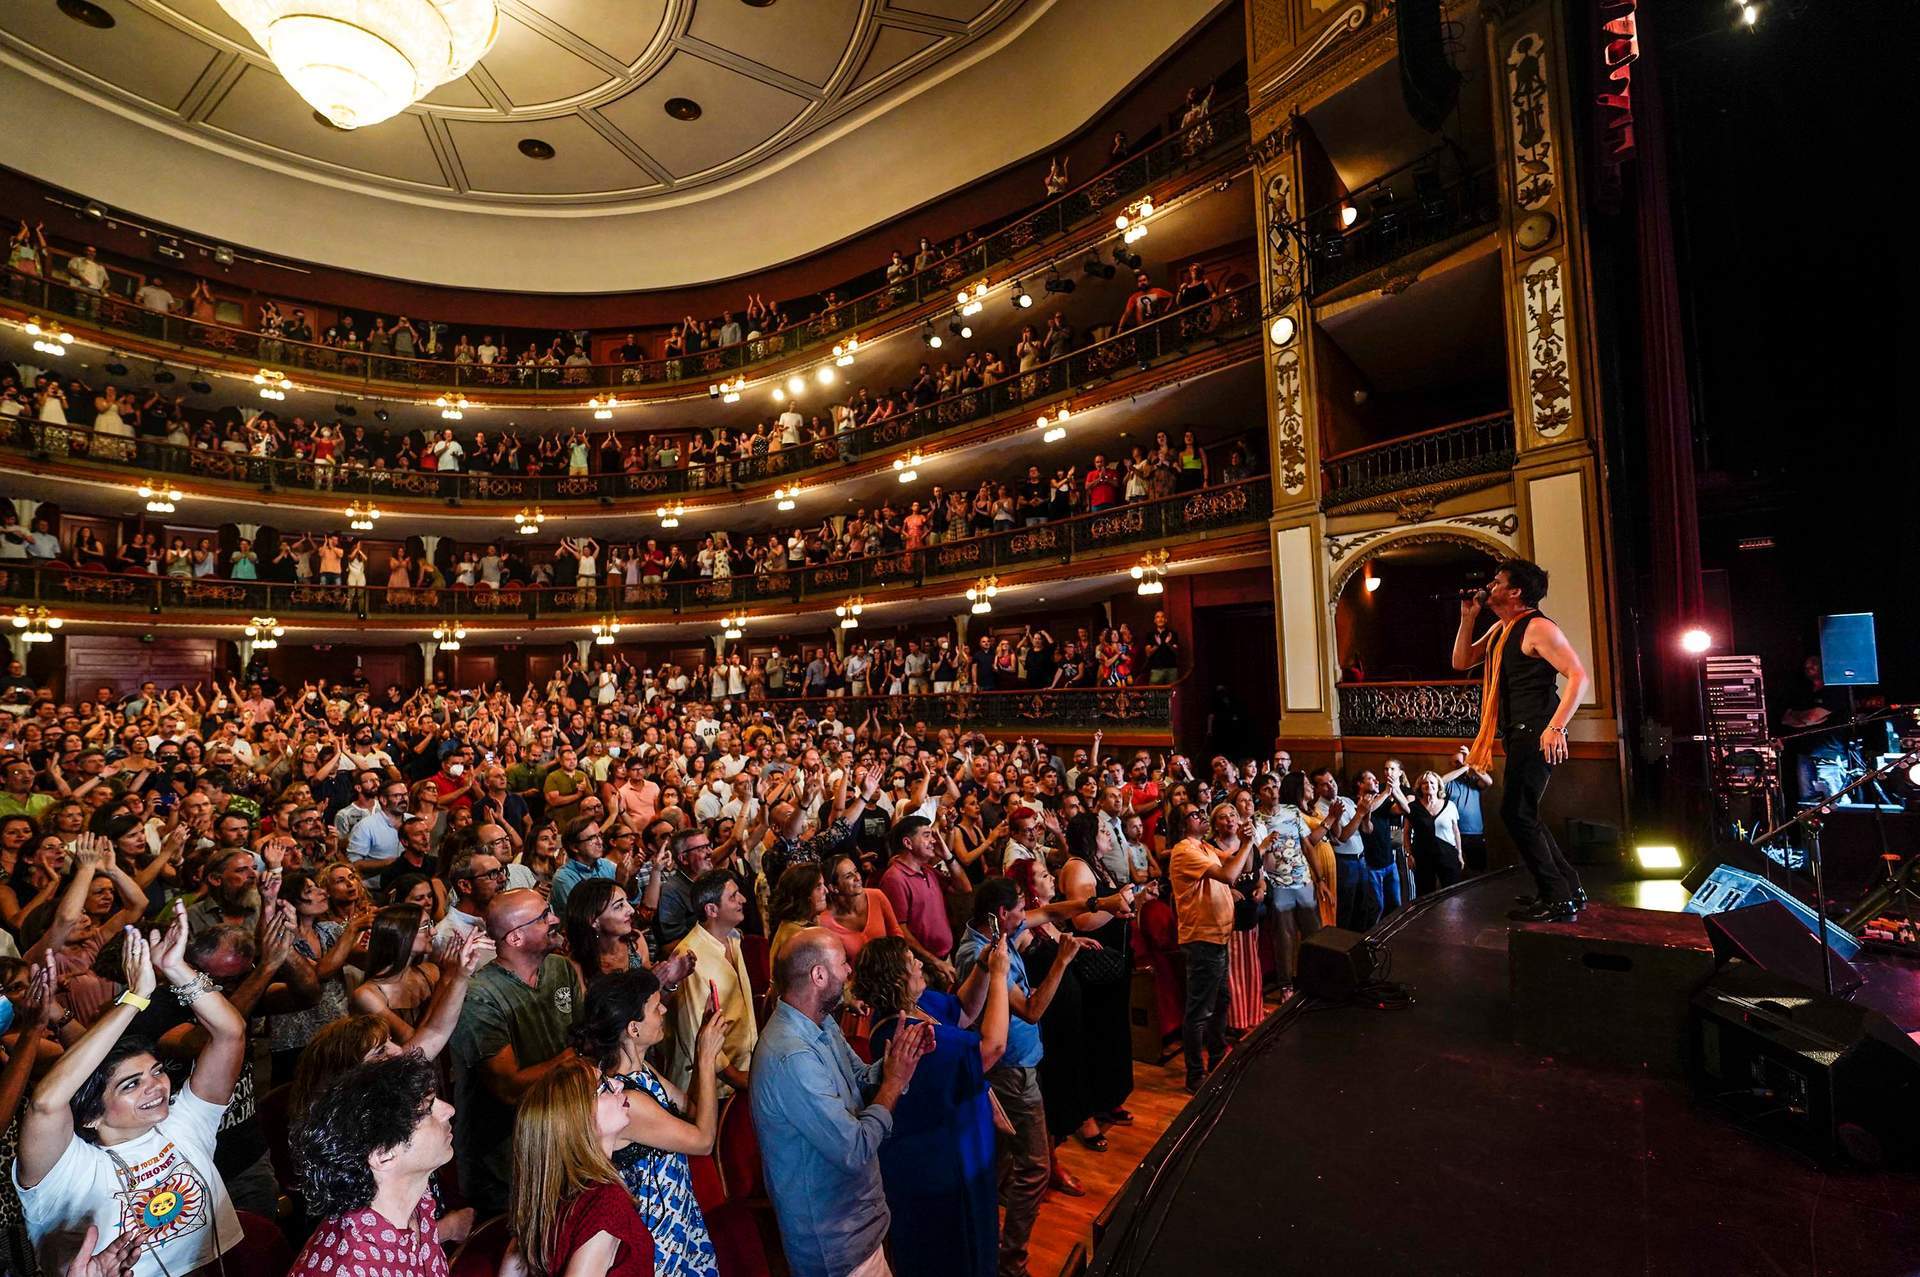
569, 968, 731, 1277
856, 934, 1010, 1277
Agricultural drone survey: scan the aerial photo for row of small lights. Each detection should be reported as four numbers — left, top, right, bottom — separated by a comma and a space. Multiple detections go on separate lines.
24, 318, 72, 358
254, 368, 292, 401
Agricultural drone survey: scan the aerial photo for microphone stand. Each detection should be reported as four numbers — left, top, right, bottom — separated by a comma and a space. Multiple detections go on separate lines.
1749, 747, 1919, 997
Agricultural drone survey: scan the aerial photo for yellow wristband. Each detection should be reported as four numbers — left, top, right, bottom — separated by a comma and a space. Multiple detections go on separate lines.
117, 991, 151, 1012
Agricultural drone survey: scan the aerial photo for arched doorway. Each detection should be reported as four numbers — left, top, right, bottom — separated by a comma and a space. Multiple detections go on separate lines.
1334, 537, 1504, 684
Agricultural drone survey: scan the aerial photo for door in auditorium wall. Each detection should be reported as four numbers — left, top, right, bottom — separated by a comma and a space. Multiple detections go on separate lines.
1192, 604, 1277, 757
451, 652, 498, 690
358, 651, 412, 694
63, 636, 220, 702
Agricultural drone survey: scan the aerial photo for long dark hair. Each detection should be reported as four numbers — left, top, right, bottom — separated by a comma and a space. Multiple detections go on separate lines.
1278, 771, 1312, 811
362, 903, 423, 981
768, 862, 824, 930
563, 877, 623, 978
567, 967, 663, 1070
851, 936, 914, 1021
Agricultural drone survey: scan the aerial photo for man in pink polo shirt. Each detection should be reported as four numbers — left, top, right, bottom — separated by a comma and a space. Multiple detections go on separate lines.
878, 815, 971, 986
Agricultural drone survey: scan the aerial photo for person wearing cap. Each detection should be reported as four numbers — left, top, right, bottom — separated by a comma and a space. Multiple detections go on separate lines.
878, 814, 971, 986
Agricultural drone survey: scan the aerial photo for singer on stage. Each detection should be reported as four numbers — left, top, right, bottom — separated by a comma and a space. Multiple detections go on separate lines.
1451, 559, 1591, 923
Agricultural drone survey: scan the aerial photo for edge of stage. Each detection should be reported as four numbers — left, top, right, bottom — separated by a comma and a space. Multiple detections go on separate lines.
1085, 869, 1920, 1277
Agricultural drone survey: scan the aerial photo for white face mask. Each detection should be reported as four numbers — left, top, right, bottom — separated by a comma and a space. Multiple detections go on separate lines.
608, 746, 621, 757
447, 763, 464, 777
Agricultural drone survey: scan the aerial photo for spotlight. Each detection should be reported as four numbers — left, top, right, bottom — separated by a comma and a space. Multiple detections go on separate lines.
1340, 204, 1359, 229
816, 366, 835, 386
188, 373, 212, 395
1634, 843, 1685, 873
213, 246, 235, 267
335, 401, 356, 417
152, 365, 176, 384
105, 356, 128, 377
922, 320, 941, 349
1113, 247, 1142, 270
1082, 255, 1116, 280
1739, 2, 1758, 25
375, 409, 390, 423
786, 374, 805, 395
1268, 314, 1297, 347
948, 316, 972, 341
772, 387, 785, 403
1363, 562, 1381, 593
1011, 281, 1032, 309
1045, 270, 1075, 295
84, 200, 106, 220
1680, 628, 1713, 656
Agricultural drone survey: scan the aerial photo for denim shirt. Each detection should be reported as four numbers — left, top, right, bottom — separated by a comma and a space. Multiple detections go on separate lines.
953, 924, 1042, 1069
750, 1002, 893, 1277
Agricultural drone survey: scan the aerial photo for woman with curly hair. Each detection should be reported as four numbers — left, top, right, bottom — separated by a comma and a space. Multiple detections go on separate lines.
569, 968, 730, 1277
766, 862, 826, 965
507, 1058, 656, 1277
853, 933, 1009, 1277
288, 1053, 468, 1276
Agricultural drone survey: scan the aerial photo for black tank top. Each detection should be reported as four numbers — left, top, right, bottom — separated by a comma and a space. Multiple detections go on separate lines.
1497, 612, 1560, 733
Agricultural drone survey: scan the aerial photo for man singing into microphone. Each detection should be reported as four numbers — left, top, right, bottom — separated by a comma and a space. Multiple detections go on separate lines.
1451, 559, 1590, 922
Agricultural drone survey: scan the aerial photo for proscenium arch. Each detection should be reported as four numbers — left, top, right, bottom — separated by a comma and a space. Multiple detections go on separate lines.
1326, 528, 1511, 609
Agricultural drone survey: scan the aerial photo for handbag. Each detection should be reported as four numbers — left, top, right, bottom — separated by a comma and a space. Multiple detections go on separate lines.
1071, 922, 1131, 986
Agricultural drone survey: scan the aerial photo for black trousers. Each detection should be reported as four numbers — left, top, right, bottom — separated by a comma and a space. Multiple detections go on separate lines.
1501, 730, 1582, 902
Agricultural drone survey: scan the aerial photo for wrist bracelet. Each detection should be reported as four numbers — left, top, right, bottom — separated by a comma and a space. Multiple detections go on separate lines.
116, 990, 151, 1012
172, 972, 215, 1005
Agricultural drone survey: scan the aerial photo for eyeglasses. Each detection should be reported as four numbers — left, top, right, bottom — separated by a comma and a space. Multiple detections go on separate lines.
476, 867, 508, 882
501, 907, 556, 939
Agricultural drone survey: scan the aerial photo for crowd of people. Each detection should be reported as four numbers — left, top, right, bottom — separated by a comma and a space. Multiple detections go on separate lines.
0, 645, 1487, 1277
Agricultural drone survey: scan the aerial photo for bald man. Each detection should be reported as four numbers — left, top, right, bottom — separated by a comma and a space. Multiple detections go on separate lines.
761, 764, 881, 889
447, 888, 582, 1215
751, 929, 931, 1277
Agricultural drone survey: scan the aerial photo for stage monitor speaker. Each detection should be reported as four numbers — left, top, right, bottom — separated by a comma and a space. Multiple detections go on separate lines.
1690, 961, 1920, 1166
1684, 864, 1863, 959
1702, 900, 1863, 995
1818, 611, 1879, 686
1298, 928, 1377, 999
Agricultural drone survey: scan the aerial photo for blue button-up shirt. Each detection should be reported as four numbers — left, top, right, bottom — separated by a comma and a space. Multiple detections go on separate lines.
750, 1001, 893, 1277
548, 855, 615, 916
953, 924, 1042, 1068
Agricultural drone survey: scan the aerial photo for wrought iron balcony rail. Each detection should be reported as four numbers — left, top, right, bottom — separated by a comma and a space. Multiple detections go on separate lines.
1336, 679, 1482, 738
1305, 159, 1499, 296
0, 477, 1268, 621
750, 683, 1178, 734
0, 95, 1247, 396
1319, 411, 1514, 508
4, 287, 1257, 507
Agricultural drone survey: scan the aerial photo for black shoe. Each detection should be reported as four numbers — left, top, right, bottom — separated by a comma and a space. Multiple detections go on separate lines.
1508, 898, 1579, 923
1513, 888, 1588, 910
1184, 1072, 1204, 1095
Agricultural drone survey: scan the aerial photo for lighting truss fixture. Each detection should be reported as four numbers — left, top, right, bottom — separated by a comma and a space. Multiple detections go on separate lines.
24, 318, 72, 357
1131, 549, 1170, 595
1036, 404, 1072, 443
816, 365, 836, 386
1113, 245, 1142, 271
587, 395, 620, 420
213, 0, 498, 130
515, 506, 546, 535
1082, 254, 1116, 280
720, 611, 747, 641
136, 479, 183, 514
657, 503, 684, 529
431, 620, 466, 651
243, 616, 285, 649
1737, 1, 1758, 26
922, 320, 942, 349
346, 499, 381, 531
1680, 627, 1713, 656
1363, 561, 1382, 593
1268, 313, 1297, 347
956, 282, 987, 317
434, 393, 470, 420
835, 597, 864, 629
1340, 203, 1360, 229
253, 368, 292, 400
105, 355, 130, 377
832, 338, 860, 367
772, 386, 785, 403
10, 607, 61, 644
1115, 195, 1155, 244
966, 575, 999, 615
1044, 267, 1075, 295
773, 486, 797, 512
948, 314, 972, 341
893, 451, 922, 484
785, 374, 806, 396
1011, 280, 1033, 309
592, 616, 622, 646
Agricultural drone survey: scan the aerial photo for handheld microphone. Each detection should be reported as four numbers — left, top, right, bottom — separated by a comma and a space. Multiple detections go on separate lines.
1428, 587, 1488, 602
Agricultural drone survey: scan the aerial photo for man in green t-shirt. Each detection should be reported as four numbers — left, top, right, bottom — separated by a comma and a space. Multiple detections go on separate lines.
541, 746, 591, 822
447, 888, 581, 1215
0, 760, 52, 823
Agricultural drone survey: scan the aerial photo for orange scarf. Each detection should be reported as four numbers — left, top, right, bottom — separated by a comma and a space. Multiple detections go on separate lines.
1466, 610, 1535, 770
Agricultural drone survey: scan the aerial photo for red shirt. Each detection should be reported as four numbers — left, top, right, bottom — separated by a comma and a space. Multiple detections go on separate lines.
289, 1195, 447, 1277
427, 769, 474, 811
879, 854, 953, 958
1084, 467, 1121, 508
552, 1183, 655, 1277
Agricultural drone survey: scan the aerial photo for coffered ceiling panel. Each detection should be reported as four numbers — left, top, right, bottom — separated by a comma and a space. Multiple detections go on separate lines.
202, 65, 451, 187
447, 114, 661, 197
533, 0, 673, 66
852, 25, 943, 91
474, 11, 618, 109
890, 0, 1002, 22
598, 51, 812, 182
684, 0, 864, 89
0, 0, 218, 111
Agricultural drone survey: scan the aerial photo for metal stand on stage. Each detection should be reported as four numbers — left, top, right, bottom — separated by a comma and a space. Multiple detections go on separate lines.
1750, 747, 1920, 997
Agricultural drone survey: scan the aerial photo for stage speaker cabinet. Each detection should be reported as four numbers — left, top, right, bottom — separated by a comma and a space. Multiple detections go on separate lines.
1297, 927, 1378, 999
1817, 611, 1879, 686
1510, 904, 1717, 1075
1689, 961, 1920, 1167
1685, 865, 1863, 960
1128, 967, 1168, 1064
1702, 900, 1863, 995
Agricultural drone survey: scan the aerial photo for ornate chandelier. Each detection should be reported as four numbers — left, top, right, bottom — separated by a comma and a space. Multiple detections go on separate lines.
216, 0, 500, 130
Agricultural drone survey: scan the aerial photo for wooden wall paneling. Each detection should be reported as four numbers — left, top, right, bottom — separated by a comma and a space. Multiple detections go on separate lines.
64, 636, 219, 702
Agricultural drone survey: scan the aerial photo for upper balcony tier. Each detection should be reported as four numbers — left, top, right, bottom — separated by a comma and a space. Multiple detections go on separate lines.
0, 98, 1250, 401
4, 287, 1260, 518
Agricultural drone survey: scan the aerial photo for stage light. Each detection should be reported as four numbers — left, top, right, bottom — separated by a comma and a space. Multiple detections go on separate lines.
1634, 844, 1684, 872
1739, 2, 1758, 25
1083, 254, 1116, 280
105, 355, 129, 377
948, 316, 972, 341
1363, 562, 1381, 593
84, 200, 106, 220
816, 366, 835, 385
1340, 204, 1359, 229
1268, 314, 1297, 346
1045, 270, 1075, 295
1113, 246, 1142, 270
1011, 280, 1032, 309
922, 319, 941, 349
1680, 628, 1713, 656
1908, 759, 1920, 788
786, 374, 805, 395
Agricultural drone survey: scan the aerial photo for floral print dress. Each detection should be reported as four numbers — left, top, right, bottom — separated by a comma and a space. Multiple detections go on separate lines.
610, 1066, 719, 1277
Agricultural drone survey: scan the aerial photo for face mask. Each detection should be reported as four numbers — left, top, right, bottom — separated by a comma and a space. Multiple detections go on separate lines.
447, 763, 464, 777
608, 746, 621, 757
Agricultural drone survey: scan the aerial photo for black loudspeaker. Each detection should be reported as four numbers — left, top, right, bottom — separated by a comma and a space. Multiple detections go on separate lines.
1701, 900, 1863, 995
1689, 961, 1920, 1166
1818, 611, 1879, 686
1297, 928, 1377, 999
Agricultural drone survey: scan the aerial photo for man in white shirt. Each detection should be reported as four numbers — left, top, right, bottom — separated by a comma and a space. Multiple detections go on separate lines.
67, 245, 108, 318
475, 336, 499, 365
134, 276, 177, 312
431, 430, 464, 472
26, 519, 61, 560
777, 405, 804, 441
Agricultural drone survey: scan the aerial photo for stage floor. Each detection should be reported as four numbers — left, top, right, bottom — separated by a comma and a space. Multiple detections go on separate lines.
1087, 869, 1920, 1277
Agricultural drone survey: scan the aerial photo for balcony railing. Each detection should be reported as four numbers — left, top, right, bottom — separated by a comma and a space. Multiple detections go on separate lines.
4, 287, 1257, 506
1337, 680, 1482, 738
1319, 411, 1515, 508
0, 477, 1268, 621
753, 683, 1178, 734
0, 96, 1247, 397
1306, 157, 1499, 296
